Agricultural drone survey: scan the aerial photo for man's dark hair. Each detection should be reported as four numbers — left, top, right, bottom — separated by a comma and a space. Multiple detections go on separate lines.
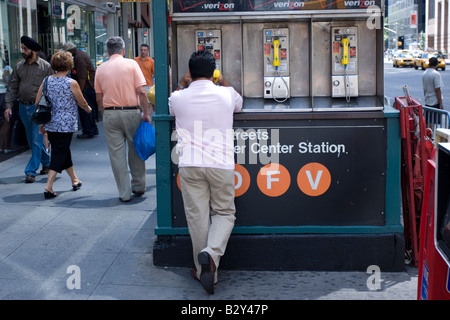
429, 57, 438, 67
140, 44, 149, 49
189, 50, 215, 80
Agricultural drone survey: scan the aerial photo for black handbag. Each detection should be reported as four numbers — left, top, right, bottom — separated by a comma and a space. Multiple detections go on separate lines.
31, 76, 52, 125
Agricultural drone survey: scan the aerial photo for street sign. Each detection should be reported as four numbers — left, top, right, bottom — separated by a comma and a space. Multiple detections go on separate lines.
410, 10, 417, 28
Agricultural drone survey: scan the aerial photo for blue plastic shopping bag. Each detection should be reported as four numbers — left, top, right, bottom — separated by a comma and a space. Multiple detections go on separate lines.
133, 121, 156, 161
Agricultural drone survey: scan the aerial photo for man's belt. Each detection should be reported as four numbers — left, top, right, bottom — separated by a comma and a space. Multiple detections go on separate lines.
20, 101, 34, 105
104, 106, 140, 111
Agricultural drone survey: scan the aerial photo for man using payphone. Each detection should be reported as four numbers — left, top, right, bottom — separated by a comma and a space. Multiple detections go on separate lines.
170, 50, 243, 294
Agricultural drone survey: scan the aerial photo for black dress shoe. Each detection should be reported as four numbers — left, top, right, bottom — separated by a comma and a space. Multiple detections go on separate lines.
77, 134, 94, 139
198, 251, 215, 294
132, 190, 145, 196
25, 175, 35, 183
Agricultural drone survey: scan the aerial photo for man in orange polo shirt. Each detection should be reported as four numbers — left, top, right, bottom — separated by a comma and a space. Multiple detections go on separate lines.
134, 44, 154, 88
95, 36, 151, 202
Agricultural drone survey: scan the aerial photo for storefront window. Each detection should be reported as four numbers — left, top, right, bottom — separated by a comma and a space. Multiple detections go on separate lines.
1, 0, 109, 92
1, 0, 39, 92
94, 12, 107, 66
51, 1, 101, 64
50, 1, 67, 53
0, 0, 10, 93
51, 2, 87, 52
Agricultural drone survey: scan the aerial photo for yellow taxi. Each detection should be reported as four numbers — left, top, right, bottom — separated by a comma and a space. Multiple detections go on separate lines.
414, 52, 446, 70
392, 51, 414, 68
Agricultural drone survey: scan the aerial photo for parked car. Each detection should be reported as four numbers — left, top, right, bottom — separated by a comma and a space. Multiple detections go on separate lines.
393, 51, 414, 68
414, 52, 446, 70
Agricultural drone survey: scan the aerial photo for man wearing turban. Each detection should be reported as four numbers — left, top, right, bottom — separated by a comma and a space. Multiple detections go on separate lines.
4, 36, 53, 183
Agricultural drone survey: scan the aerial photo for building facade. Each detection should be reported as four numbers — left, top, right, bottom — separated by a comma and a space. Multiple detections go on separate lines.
426, 0, 450, 54
0, 0, 121, 95
388, 0, 422, 49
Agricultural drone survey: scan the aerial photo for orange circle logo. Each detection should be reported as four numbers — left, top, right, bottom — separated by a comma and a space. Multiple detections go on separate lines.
297, 162, 331, 196
234, 164, 251, 197
257, 163, 290, 197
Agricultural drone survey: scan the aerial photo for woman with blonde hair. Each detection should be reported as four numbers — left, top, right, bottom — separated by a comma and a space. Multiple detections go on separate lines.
35, 50, 92, 198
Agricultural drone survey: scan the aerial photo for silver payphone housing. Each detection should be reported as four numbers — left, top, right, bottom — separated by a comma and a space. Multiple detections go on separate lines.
263, 28, 290, 101
331, 27, 358, 98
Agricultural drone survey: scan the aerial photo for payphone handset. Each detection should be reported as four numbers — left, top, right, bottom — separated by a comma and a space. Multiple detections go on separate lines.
195, 29, 222, 72
213, 69, 220, 84
331, 27, 358, 101
263, 28, 290, 102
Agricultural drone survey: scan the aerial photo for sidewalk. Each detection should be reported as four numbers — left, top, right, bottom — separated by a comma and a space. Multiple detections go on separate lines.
0, 122, 418, 300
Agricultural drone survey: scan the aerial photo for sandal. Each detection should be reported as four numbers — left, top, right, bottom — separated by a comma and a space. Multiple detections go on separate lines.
44, 189, 57, 199
72, 181, 82, 191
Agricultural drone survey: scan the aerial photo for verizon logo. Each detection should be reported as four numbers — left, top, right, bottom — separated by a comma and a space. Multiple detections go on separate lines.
273, 1, 305, 9
202, 2, 235, 10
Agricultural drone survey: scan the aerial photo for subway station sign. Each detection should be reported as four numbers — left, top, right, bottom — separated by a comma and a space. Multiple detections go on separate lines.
171, 117, 387, 228
172, 0, 382, 13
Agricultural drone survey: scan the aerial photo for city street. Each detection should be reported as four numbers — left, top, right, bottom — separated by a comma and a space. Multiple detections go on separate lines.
0, 57, 444, 301
384, 58, 450, 111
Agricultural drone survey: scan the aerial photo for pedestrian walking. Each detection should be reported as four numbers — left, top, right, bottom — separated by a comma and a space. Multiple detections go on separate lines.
4, 36, 53, 183
134, 43, 155, 88
0, 65, 14, 154
422, 57, 444, 110
134, 43, 155, 111
94, 36, 151, 202
169, 50, 243, 294
62, 42, 99, 139
35, 51, 92, 199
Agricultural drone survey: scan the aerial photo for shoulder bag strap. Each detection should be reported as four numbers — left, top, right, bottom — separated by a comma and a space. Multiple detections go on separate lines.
43, 76, 51, 107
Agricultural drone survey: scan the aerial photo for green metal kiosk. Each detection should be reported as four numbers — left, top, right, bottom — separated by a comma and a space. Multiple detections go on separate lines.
152, 0, 405, 271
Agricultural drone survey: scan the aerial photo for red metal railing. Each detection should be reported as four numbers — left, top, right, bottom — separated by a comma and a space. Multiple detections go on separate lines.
395, 96, 434, 266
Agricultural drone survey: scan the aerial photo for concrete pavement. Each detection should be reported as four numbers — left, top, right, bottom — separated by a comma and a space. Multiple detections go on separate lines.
0, 122, 418, 300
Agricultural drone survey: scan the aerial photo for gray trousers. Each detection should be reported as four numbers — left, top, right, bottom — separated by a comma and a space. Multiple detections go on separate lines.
179, 166, 236, 282
103, 109, 146, 201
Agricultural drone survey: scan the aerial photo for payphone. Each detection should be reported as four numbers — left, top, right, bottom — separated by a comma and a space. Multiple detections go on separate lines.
263, 28, 290, 102
195, 29, 222, 72
331, 27, 358, 101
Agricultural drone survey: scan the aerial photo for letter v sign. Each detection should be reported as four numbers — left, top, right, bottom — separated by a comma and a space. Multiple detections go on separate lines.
305, 170, 323, 190
297, 162, 331, 196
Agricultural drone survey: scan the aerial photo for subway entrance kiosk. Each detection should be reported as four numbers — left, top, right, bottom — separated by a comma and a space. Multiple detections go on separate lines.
152, 0, 405, 271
